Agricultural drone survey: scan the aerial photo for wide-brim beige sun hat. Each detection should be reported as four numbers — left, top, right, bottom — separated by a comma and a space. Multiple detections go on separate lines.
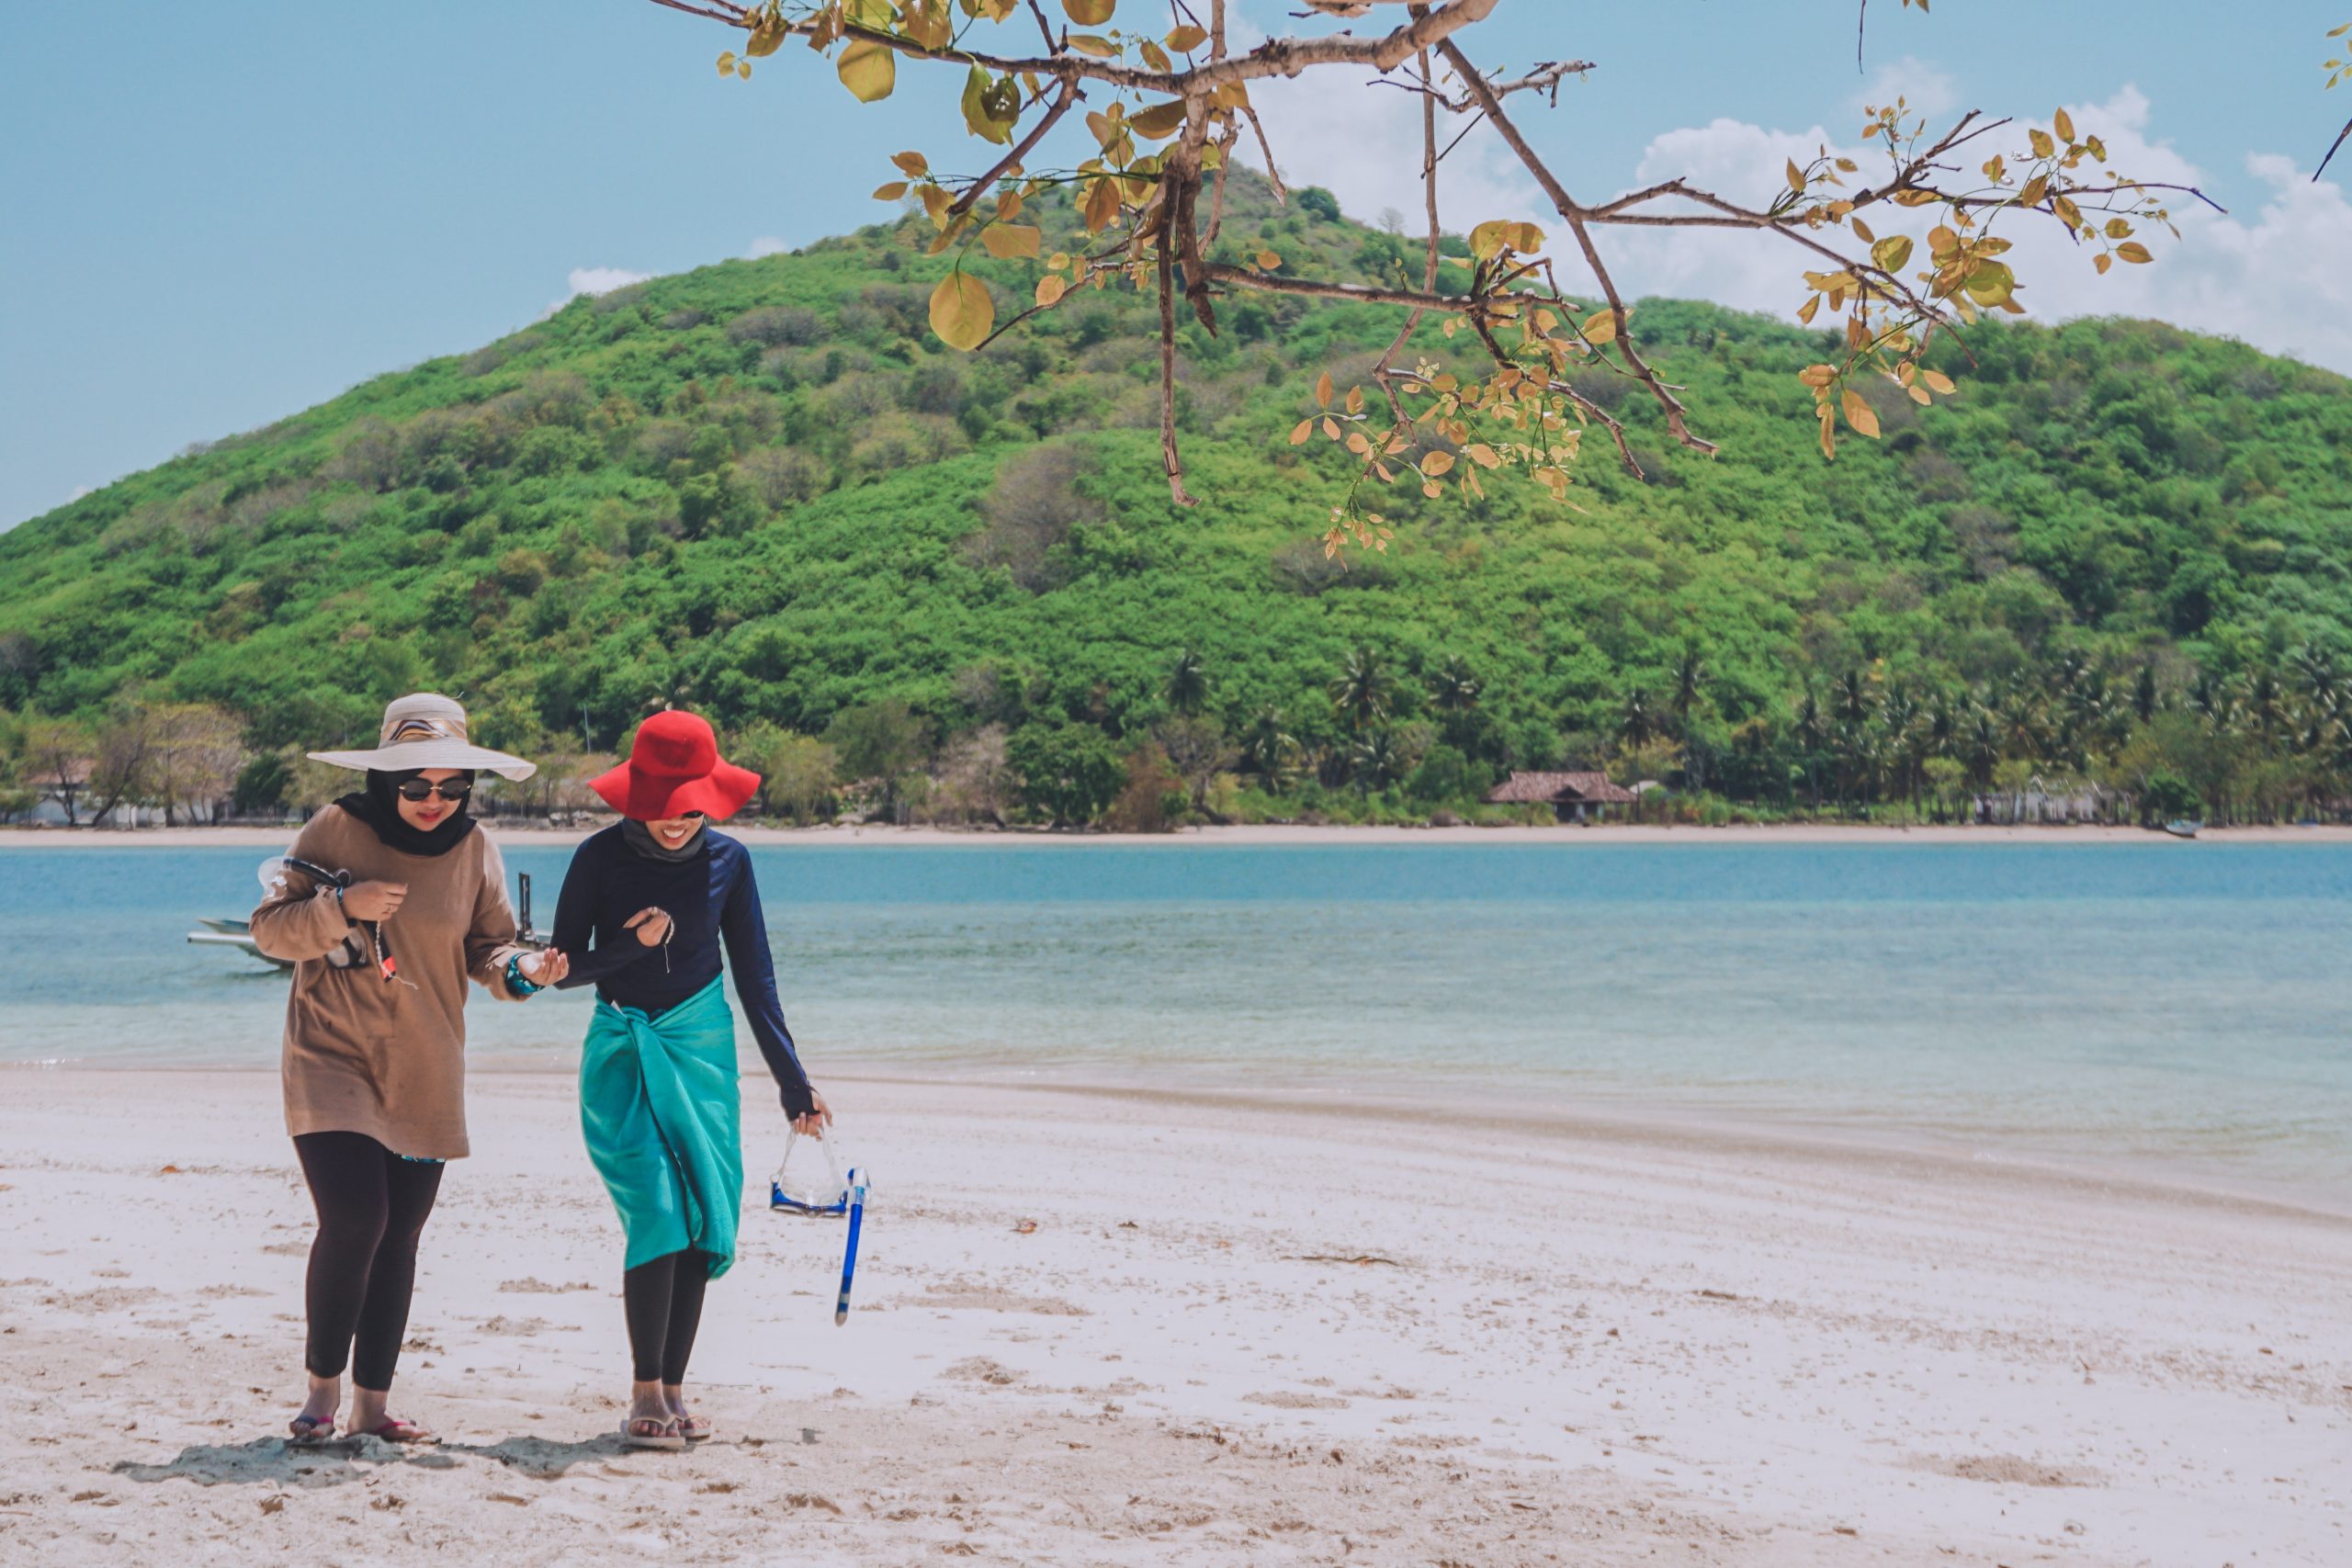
307, 693, 537, 781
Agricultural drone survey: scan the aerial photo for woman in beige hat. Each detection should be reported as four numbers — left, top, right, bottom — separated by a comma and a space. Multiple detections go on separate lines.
251, 693, 571, 1444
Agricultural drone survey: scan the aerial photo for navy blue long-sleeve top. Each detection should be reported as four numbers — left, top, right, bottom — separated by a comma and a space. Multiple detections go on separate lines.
550, 825, 814, 1117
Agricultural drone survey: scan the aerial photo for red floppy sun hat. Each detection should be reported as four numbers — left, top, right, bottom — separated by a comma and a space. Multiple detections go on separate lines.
590, 710, 763, 821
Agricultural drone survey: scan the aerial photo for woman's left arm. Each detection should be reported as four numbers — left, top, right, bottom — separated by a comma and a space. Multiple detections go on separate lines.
718, 844, 828, 1131
467, 835, 538, 999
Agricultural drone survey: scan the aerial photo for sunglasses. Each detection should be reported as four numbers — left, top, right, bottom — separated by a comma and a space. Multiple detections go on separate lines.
395, 777, 473, 803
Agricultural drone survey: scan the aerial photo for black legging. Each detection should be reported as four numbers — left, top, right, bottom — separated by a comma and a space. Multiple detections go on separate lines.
293, 1131, 445, 1390
623, 1248, 714, 1385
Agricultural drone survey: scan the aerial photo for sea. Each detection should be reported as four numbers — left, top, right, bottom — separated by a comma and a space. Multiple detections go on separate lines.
3, 840, 2347, 1199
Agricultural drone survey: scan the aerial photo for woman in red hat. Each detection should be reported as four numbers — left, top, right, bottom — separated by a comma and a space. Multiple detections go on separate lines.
548, 709, 831, 1450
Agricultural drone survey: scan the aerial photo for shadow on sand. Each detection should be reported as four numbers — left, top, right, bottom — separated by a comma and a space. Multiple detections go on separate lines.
111, 1431, 629, 1488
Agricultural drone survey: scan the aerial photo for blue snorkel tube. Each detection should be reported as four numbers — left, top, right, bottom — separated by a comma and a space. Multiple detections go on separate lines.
770, 1131, 868, 1325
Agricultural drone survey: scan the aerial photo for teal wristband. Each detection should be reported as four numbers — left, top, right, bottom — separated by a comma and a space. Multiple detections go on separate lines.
505, 953, 542, 996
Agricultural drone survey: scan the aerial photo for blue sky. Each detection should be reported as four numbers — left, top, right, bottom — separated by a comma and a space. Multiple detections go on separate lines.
5, 0, 2345, 529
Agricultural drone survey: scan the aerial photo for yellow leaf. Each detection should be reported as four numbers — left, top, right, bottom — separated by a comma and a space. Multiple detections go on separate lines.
1850, 217, 1876, 243
892, 151, 930, 178
1798, 364, 1837, 389
1035, 275, 1068, 307
1786, 157, 1806, 194
1082, 175, 1120, 231
1796, 295, 1821, 324
1063, 0, 1116, 23
1421, 482, 1442, 499
1068, 33, 1116, 58
1464, 444, 1502, 469
716, 51, 738, 76
2028, 128, 2055, 158
837, 40, 896, 103
745, 21, 787, 58
1819, 407, 1837, 460
982, 223, 1042, 259
738, 60, 752, 79
2114, 241, 2153, 264
1165, 24, 1208, 51
1870, 234, 1914, 272
1289, 419, 1312, 446
1468, 220, 1513, 261
1420, 451, 1456, 477
872, 181, 910, 201
2052, 107, 2075, 143
1840, 389, 1881, 439
1322, 417, 1340, 441
1140, 41, 1170, 73
1920, 369, 1956, 395
928, 272, 995, 351
1962, 260, 2016, 307
1315, 371, 1334, 408
1127, 99, 1189, 141
1580, 310, 1617, 344
2093, 251, 2112, 276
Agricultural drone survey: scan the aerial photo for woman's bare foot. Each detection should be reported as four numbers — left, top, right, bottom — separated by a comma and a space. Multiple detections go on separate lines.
623, 1381, 683, 1450
289, 1371, 340, 1441
662, 1382, 711, 1442
347, 1384, 434, 1442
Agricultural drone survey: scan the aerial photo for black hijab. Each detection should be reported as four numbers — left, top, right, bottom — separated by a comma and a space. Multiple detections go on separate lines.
336, 768, 478, 858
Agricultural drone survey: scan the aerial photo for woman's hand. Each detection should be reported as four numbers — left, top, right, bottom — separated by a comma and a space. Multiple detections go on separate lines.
623, 907, 673, 948
520, 947, 570, 986
791, 1088, 833, 1137
341, 880, 407, 921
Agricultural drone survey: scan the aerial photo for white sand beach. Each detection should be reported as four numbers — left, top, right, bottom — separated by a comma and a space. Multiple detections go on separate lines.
1, 1069, 2344, 1565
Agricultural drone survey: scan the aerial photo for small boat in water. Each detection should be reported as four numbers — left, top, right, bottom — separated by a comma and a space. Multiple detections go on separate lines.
187, 855, 545, 971
2161, 818, 2203, 840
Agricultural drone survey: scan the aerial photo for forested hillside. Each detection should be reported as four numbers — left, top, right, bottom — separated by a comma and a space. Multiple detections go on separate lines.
4, 176, 2350, 827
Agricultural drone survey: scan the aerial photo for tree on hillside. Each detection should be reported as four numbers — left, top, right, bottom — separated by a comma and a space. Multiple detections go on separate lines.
648, 0, 2216, 539
20, 716, 94, 826
1164, 648, 1208, 715
1329, 646, 1392, 731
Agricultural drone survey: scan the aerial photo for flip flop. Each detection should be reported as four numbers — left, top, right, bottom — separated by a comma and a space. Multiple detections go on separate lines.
287, 1413, 335, 1445
353, 1417, 436, 1444
675, 1411, 713, 1443
621, 1414, 685, 1451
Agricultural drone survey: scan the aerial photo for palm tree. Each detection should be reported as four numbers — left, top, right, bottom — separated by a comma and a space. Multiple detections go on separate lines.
1670, 646, 1705, 735
1238, 705, 1300, 789
1165, 649, 1209, 716
1430, 656, 1482, 715
1351, 729, 1403, 792
2133, 663, 2159, 723
1834, 669, 1871, 728
1963, 708, 2003, 794
1329, 647, 1391, 732
1793, 686, 1825, 809
1619, 688, 1654, 749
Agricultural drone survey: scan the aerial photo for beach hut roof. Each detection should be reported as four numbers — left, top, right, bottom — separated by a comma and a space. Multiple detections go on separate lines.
1483, 770, 1636, 805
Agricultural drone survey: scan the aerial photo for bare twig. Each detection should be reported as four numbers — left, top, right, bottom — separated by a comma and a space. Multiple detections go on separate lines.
1436, 36, 1717, 457
2317, 118, 2351, 180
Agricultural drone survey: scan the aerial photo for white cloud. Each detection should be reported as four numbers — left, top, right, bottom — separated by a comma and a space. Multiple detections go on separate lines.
1221, 5, 1539, 232
544, 265, 655, 318
68, 485, 93, 502
1857, 55, 1960, 121
746, 236, 793, 258
1558, 85, 2352, 375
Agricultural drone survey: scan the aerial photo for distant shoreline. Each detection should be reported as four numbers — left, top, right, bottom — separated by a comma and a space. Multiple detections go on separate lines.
5, 820, 2349, 847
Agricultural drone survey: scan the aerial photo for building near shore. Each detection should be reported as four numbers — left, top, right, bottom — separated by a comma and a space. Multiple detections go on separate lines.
1483, 770, 1638, 822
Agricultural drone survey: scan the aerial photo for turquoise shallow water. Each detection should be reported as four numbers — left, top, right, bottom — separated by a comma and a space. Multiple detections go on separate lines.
2, 842, 2347, 1190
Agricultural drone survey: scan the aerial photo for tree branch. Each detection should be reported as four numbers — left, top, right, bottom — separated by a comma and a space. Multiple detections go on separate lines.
947, 78, 1080, 219
1156, 220, 1198, 508
1434, 36, 1716, 457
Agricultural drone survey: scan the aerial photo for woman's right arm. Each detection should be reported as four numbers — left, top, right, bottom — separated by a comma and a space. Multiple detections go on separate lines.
549, 838, 661, 990
248, 818, 356, 963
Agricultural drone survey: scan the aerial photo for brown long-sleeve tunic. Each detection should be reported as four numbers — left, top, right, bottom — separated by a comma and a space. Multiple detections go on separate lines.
250, 806, 528, 1159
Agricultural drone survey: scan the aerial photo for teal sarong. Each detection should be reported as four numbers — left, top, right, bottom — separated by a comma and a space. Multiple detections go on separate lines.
579, 977, 742, 1279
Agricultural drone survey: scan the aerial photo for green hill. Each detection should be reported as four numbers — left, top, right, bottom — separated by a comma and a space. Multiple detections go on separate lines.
5, 177, 2351, 826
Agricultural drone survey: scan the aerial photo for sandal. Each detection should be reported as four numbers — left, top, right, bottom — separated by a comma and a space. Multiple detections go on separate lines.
621, 1414, 684, 1451
675, 1410, 714, 1443
287, 1413, 336, 1445
353, 1416, 436, 1444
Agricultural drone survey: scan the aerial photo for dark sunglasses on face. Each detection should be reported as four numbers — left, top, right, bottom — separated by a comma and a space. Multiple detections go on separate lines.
395, 777, 473, 802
